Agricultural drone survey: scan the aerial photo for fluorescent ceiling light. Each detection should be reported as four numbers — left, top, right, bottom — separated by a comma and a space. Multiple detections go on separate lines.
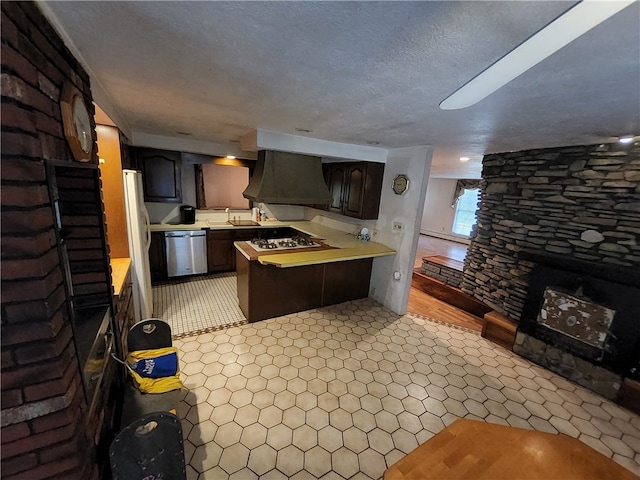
440, 0, 635, 110
619, 136, 634, 144
459, 157, 470, 162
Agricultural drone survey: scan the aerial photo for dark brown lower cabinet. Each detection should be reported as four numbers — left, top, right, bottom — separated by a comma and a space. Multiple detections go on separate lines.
207, 230, 235, 272
207, 227, 292, 274
113, 266, 135, 358
149, 232, 167, 282
322, 258, 372, 305
236, 252, 373, 322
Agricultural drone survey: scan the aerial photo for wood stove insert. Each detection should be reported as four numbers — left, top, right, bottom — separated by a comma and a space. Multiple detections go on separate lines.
514, 253, 640, 400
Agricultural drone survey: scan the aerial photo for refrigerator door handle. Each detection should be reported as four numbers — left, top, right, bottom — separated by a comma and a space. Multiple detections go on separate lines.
141, 204, 151, 251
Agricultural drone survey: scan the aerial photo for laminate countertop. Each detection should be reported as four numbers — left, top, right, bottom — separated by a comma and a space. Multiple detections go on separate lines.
234, 221, 396, 268
110, 257, 131, 297
148, 220, 285, 232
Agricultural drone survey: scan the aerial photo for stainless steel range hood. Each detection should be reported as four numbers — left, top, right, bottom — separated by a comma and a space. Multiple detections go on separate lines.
243, 150, 331, 205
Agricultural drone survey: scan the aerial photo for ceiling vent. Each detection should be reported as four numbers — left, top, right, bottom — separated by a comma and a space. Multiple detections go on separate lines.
243, 150, 331, 205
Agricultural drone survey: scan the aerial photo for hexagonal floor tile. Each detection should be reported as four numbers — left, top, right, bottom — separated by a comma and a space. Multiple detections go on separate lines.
173, 298, 640, 480
218, 442, 249, 475
276, 445, 305, 477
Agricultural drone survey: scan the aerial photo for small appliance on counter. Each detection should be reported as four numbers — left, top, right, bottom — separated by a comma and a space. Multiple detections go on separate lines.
180, 205, 196, 224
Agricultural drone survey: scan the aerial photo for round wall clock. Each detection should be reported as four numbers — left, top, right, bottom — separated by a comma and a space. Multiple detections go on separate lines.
392, 174, 409, 195
60, 82, 93, 162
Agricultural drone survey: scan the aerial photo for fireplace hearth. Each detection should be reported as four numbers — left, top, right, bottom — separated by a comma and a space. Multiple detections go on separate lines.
514, 254, 640, 399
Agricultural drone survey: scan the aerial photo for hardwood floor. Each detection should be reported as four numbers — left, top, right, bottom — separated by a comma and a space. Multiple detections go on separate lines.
409, 235, 483, 332
413, 234, 468, 269
407, 287, 484, 332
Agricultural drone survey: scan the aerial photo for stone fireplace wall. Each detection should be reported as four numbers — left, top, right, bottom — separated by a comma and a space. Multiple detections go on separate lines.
461, 141, 640, 322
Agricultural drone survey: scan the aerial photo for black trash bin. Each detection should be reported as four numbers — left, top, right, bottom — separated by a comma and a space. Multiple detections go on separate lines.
180, 205, 196, 224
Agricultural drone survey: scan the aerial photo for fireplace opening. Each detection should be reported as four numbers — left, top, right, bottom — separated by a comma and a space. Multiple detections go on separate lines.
537, 287, 615, 360
514, 254, 640, 400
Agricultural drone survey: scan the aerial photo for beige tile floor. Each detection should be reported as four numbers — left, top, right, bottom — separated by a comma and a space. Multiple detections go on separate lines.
175, 298, 640, 480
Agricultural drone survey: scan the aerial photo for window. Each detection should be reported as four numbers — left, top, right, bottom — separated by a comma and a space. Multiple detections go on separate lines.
452, 188, 479, 236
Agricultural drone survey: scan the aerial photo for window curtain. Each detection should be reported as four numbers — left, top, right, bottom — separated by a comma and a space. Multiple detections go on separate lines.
451, 179, 481, 208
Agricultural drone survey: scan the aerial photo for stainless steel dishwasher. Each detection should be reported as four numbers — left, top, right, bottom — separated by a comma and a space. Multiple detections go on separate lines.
165, 230, 208, 277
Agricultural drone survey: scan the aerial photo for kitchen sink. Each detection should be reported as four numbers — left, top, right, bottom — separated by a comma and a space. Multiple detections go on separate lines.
206, 220, 261, 227
228, 220, 260, 226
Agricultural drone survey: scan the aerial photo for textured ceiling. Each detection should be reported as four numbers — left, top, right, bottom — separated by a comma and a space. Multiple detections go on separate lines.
39, 1, 639, 178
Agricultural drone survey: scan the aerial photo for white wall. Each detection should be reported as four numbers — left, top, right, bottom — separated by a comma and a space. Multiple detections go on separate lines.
420, 177, 471, 244
202, 164, 250, 210
369, 146, 433, 314
241, 129, 387, 163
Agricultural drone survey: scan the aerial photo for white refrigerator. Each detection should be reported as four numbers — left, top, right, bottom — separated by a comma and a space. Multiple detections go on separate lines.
123, 169, 153, 323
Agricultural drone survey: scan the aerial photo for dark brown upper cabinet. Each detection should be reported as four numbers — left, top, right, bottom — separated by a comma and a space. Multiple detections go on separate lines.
322, 161, 384, 220
136, 148, 182, 203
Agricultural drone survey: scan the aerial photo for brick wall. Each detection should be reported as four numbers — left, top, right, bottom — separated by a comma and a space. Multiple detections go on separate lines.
1, 3, 103, 479
461, 142, 640, 322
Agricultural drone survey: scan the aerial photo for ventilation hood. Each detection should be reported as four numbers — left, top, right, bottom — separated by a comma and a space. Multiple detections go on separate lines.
243, 150, 331, 205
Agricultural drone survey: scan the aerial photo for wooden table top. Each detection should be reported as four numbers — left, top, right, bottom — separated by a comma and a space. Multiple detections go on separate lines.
384, 419, 638, 480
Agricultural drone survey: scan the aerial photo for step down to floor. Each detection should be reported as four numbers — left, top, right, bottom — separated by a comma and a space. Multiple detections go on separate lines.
412, 270, 492, 318
420, 256, 464, 288
422, 255, 464, 271
619, 378, 640, 416
482, 311, 517, 350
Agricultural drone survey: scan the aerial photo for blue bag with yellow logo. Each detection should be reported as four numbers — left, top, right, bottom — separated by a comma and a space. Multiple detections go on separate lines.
129, 349, 178, 378
122, 347, 183, 394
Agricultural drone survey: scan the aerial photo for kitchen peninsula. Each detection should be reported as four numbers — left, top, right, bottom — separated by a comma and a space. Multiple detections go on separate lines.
148, 219, 395, 321
234, 222, 395, 322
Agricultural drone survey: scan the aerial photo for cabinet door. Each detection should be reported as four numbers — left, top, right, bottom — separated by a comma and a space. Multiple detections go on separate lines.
207, 230, 234, 272
343, 164, 366, 218
233, 229, 259, 242
149, 232, 167, 282
137, 148, 182, 203
358, 162, 384, 220
322, 161, 384, 220
325, 164, 346, 214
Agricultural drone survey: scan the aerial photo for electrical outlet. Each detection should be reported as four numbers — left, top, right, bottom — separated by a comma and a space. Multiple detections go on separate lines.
392, 221, 404, 232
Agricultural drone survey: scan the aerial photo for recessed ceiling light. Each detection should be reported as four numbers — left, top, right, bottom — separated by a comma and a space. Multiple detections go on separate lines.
459, 157, 470, 162
226, 155, 236, 159
295, 128, 311, 133
619, 136, 634, 144
439, 0, 635, 110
